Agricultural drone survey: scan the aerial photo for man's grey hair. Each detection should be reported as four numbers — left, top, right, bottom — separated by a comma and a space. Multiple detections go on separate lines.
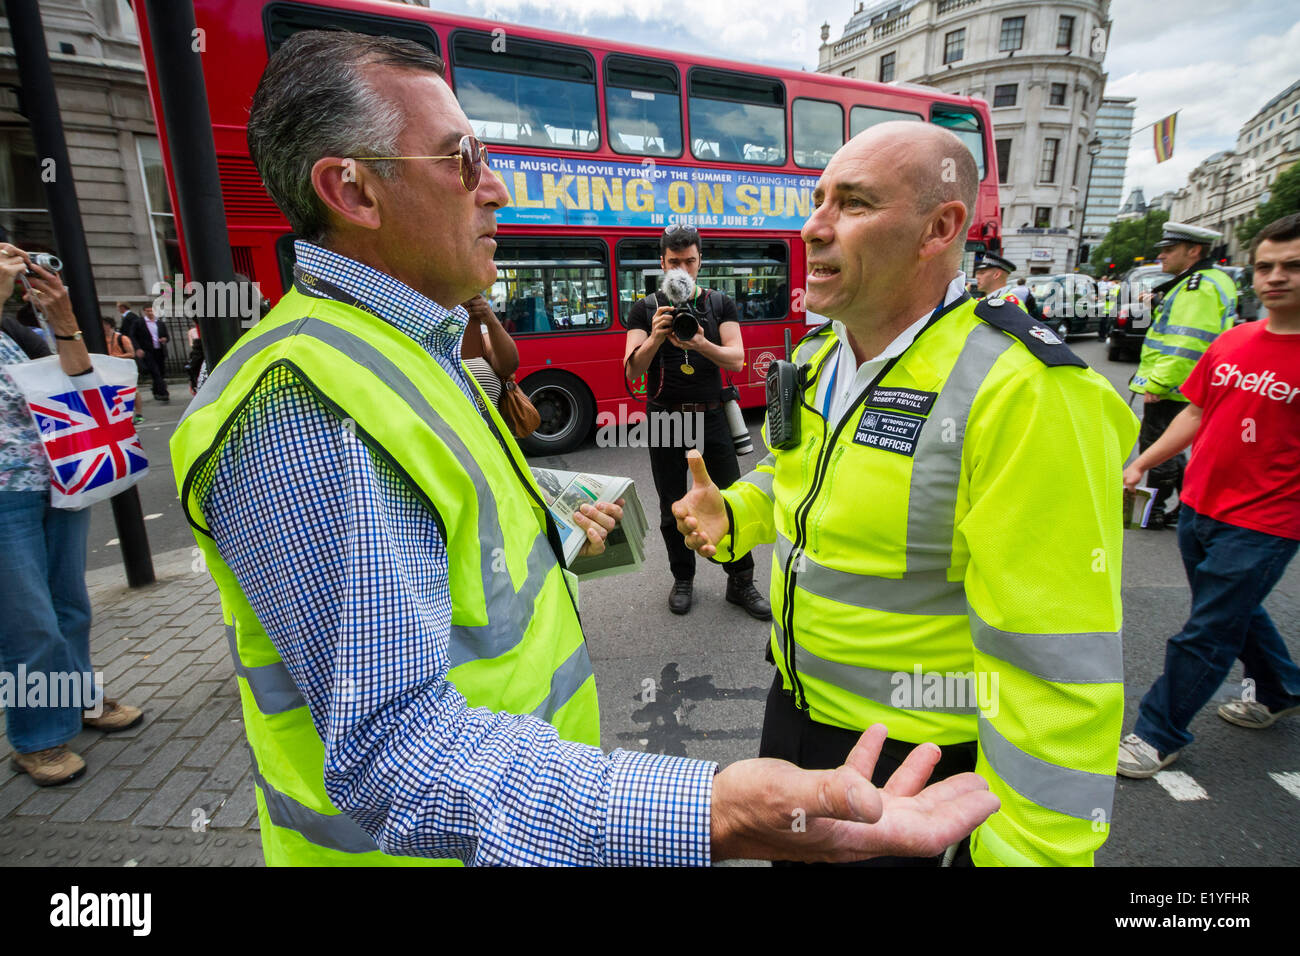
247, 31, 446, 242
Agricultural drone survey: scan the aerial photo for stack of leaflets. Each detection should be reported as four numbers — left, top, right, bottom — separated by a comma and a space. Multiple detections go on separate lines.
531, 467, 648, 580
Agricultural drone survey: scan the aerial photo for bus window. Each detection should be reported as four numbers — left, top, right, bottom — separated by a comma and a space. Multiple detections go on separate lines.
451, 32, 599, 150
848, 105, 922, 137
688, 69, 785, 166
930, 106, 987, 179
616, 239, 789, 323
491, 239, 611, 334
793, 98, 844, 169
262, 2, 439, 55
605, 55, 683, 157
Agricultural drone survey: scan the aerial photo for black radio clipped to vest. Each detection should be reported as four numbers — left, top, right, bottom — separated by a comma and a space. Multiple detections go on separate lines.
766, 328, 802, 450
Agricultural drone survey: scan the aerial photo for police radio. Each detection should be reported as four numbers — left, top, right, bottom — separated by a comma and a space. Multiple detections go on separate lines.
766, 328, 801, 450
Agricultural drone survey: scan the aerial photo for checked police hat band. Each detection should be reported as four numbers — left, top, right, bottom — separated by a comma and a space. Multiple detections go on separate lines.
1154, 221, 1221, 248
976, 252, 1017, 274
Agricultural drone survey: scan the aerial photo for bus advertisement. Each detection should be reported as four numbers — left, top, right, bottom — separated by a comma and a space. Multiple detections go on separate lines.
135, 0, 1002, 454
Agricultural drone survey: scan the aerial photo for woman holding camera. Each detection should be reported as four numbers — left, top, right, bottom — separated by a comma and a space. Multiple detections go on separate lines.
0, 243, 142, 786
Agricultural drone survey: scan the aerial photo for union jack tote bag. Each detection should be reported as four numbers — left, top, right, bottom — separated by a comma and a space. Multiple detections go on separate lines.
2, 354, 148, 509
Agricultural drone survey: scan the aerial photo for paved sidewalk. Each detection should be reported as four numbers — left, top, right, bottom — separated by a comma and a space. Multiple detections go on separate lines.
0, 546, 263, 866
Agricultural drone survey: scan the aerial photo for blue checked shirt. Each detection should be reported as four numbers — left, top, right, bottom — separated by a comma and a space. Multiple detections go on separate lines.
198, 241, 716, 865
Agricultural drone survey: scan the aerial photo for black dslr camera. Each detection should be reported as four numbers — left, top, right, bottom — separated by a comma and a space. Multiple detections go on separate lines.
670, 300, 701, 341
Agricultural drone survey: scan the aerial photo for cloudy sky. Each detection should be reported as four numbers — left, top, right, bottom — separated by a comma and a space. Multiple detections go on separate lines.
432, 0, 1299, 202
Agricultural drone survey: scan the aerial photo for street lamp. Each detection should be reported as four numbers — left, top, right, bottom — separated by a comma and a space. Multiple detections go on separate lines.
1075, 133, 1105, 271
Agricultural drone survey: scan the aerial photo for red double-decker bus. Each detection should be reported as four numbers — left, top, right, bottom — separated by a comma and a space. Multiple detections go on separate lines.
136, 0, 1001, 453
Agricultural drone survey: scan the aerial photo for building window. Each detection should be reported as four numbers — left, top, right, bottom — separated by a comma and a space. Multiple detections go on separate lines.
1034, 206, 1052, 228
993, 83, 1018, 107
995, 138, 1012, 184
1038, 138, 1060, 183
137, 137, 185, 284
999, 16, 1025, 52
1268, 119, 1274, 130
943, 28, 965, 64
0, 127, 54, 250
879, 52, 896, 83
1057, 15, 1075, 49
1050, 83, 1067, 106
841, 67, 856, 78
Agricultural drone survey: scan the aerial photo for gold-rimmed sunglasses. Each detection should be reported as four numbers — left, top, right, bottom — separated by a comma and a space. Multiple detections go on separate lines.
354, 134, 490, 192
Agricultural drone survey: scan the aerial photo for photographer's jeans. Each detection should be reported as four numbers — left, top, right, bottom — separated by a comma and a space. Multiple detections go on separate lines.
1135, 504, 1300, 756
0, 490, 93, 753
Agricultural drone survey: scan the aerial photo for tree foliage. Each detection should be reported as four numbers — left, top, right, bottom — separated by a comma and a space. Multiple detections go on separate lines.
1090, 209, 1169, 276
1236, 160, 1300, 250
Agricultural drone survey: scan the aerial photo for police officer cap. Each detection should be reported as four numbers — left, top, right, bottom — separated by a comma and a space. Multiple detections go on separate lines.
976, 252, 1017, 274
1154, 221, 1221, 248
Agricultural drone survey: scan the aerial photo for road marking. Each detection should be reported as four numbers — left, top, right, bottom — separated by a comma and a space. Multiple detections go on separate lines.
1269, 772, 1300, 802
145, 513, 162, 520
1153, 771, 1209, 801
105, 538, 119, 546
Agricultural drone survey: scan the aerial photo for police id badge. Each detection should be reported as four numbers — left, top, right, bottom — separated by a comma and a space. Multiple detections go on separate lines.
852, 407, 925, 456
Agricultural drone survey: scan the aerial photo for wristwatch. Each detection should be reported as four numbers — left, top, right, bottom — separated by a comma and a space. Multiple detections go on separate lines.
53, 330, 83, 341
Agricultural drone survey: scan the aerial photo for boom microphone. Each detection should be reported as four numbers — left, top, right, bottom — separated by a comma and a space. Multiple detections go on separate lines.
661, 268, 695, 305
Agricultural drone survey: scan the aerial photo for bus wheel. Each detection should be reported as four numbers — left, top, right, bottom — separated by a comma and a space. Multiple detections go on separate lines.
518, 371, 595, 456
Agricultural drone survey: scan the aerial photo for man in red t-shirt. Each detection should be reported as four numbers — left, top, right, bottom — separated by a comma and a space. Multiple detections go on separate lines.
1117, 213, 1300, 778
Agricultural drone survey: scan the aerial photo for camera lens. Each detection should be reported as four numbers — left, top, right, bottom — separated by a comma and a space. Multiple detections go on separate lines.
671, 308, 698, 341
29, 253, 62, 272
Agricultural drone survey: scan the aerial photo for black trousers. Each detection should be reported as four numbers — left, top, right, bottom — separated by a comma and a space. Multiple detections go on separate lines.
139, 349, 169, 400
759, 673, 978, 867
1138, 398, 1185, 511
646, 404, 753, 582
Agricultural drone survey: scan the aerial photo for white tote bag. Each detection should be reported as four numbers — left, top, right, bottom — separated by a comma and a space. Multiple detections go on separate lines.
2, 353, 149, 509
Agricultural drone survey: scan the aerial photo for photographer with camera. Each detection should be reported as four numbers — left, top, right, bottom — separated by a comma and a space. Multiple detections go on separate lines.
623, 224, 770, 619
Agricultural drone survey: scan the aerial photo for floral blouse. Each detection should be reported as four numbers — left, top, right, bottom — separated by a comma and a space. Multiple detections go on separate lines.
0, 331, 52, 493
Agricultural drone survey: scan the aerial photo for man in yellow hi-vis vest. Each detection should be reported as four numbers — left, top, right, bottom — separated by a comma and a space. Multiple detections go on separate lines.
675, 122, 1139, 866
1130, 222, 1237, 528
171, 30, 997, 866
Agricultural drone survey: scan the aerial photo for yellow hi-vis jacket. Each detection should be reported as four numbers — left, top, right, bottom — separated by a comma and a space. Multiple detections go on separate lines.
1132, 264, 1236, 401
716, 294, 1140, 866
171, 286, 597, 865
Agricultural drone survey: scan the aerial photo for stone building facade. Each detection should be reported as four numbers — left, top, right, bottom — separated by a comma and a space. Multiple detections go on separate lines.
1167, 80, 1300, 263
818, 0, 1113, 274
0, 0, 183, 323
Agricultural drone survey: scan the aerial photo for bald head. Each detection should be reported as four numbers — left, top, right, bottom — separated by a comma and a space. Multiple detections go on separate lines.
801, 120, 980, 332
848, 122, 978, 235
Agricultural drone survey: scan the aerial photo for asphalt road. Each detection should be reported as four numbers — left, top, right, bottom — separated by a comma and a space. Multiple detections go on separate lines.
88, 334, 1299, 866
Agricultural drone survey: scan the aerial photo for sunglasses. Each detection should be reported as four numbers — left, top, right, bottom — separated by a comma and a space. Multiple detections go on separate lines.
354, 134, 490, 192
664, 223, 700, 240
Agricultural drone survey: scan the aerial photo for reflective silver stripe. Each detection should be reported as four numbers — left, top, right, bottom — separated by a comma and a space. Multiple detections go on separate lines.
1151, 323, 1218, 343
777, 534, 964, 616
179, 318, 307, 424
529, 641, 595, 722
448, 531, 554, 669
247, 749, 380, 854
978, 717, 1114, 820
969, 608, 1123, 683
906, 324, 1011, 574
225, 624, 306, 715
777, 621, 978, 714
736, 463, 775, 500
275, 318, 559, 668
1143, 339, 1205, 361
